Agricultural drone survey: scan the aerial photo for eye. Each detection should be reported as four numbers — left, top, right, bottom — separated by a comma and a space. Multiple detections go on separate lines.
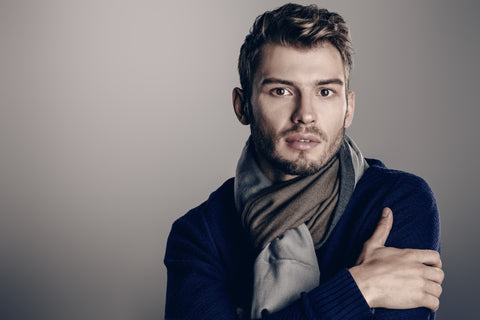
272, 88, 291, 96
319, 88, 333, 97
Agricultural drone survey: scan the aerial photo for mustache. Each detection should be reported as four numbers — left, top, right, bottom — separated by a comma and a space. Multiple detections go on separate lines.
280, 125, 327, 141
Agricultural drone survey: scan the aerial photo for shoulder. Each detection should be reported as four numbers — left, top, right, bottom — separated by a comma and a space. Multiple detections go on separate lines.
356, 158, 440, 250
172, 178, 236, 230
361, 158, 436, 202
166, 178, 247, 261
165, 178, 253, 284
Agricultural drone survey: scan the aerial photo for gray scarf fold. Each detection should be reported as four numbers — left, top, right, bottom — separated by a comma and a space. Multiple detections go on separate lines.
234, 136, 368, 319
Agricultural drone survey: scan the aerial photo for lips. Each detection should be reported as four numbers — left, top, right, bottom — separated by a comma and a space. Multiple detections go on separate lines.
285, 133, 321, 151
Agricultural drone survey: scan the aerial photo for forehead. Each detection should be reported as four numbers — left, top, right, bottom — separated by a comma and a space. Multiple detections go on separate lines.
255, 43, 346, 86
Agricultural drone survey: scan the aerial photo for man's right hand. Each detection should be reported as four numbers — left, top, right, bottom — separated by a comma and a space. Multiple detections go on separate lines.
349, 207, 445, 311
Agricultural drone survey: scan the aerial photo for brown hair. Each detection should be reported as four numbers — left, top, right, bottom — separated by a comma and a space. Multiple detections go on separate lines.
238, 3, 353, 103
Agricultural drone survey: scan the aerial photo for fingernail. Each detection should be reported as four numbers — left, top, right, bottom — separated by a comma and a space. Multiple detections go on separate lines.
382, 208, 390, 217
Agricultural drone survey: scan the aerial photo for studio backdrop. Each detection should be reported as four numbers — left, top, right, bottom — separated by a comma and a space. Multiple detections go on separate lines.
1, 0, 478, 319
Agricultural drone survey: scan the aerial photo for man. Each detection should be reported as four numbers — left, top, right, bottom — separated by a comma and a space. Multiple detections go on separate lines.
164, 4, 444, 319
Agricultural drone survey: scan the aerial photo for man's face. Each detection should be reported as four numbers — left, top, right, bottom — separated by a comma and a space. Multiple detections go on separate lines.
235, 42, 355, 181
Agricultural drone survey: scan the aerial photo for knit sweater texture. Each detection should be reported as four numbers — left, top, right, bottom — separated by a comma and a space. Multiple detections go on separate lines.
164, 159, 440, 319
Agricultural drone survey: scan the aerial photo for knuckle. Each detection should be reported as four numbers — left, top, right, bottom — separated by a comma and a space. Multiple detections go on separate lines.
438, 268, 445, 282
431, 250, 442, 265
428, 282, 443, 297
432, 298, 440, 311
422, 291, 440, 311
429, 250, 439, 258
404, 248, 416, 259
429, 267, 445, 283
437, 284, 443, 297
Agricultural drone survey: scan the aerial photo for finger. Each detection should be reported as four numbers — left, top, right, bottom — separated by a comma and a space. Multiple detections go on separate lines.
366, 207, 393, 248
423, 280, 443, 299
423, 265, 445, 285
411, 249, 442, 268
422, 293, 440, 312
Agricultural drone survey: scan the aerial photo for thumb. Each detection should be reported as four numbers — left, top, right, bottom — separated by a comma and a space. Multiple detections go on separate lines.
368, 207, 393, 248
356, 208, 393, 265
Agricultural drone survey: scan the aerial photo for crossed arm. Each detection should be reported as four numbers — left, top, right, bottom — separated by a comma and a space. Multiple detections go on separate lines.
165, 206, 444, 319
350, 207, 444, 312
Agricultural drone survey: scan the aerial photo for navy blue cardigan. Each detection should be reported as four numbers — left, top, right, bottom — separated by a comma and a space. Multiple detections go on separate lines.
165, 159, 440, 319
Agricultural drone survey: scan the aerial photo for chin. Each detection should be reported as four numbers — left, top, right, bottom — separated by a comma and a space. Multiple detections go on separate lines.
271, 152, 325, 177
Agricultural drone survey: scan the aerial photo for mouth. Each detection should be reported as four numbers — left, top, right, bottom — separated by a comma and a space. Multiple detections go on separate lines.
285, 134, 321, 151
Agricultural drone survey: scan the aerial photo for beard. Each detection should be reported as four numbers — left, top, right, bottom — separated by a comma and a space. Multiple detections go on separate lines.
250, 120, 345, 177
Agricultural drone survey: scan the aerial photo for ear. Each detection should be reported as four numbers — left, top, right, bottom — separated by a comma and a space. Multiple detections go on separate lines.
344, 91, 355, 128
232, 87, 250, 125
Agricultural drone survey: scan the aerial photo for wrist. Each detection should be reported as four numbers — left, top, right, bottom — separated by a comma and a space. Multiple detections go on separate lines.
349, 265, 377, 308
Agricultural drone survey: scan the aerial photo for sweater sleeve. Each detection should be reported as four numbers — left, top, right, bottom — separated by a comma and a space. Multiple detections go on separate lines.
264, 268, 373, 319
371, 173, 441, 320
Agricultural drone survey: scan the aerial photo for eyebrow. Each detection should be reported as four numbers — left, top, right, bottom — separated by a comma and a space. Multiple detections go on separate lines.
261, 77, 344, 87
316, 78, 344, 86
261, 78, 294, 86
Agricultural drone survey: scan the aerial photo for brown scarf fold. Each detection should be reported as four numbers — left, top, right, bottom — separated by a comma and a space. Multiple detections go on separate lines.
241, 154, 340, 252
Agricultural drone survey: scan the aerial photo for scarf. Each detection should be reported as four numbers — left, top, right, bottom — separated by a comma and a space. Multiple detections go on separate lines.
242, 151, 340, 253
234, 136, 368, 319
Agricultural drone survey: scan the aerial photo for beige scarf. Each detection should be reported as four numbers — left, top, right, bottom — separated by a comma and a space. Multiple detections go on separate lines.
241, 154, 340, 252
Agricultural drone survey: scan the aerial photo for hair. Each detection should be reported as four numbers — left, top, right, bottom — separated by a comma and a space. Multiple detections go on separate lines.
238, 3, 353, 104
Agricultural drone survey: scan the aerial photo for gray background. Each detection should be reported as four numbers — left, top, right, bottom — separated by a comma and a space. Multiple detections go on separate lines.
1, 0, 478, 319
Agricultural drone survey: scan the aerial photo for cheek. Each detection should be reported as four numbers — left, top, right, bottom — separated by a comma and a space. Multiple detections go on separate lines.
320, 107, 345, 125
255, 117, 276, 139
252, 108, 285, 135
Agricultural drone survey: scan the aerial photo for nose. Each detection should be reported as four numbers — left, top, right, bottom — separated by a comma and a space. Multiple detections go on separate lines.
291, 94, 316, 124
